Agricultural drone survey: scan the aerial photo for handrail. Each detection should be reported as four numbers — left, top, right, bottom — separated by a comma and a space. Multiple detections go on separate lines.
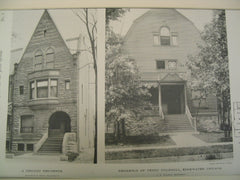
186, 105, 197, 131
34, 132, 48, 153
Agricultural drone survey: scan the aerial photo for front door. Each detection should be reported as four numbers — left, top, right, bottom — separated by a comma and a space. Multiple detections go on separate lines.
161, 85, 185, 114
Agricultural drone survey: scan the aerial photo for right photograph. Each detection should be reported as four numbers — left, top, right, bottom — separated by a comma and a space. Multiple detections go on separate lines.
105, 8, 233, 163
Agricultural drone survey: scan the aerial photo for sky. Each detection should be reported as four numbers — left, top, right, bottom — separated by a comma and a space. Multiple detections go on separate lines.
110, 9, 214, 36
11, 9, 89, 50
11, 8, 214, 50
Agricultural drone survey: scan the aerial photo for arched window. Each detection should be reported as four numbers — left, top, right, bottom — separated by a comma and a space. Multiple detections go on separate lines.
160, 27, 170, 46
34, 50, 43, 70
46, 48, 54, 68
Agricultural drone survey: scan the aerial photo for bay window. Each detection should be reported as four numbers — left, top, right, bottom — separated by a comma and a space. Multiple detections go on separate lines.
30, 78, 58, 99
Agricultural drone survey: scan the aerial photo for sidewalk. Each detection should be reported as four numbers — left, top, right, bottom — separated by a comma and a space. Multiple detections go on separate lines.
105, 133, 233, 152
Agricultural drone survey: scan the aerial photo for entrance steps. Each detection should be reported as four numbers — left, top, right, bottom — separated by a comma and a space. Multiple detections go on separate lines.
159, 114, 194, 133
38, 135, 63, 154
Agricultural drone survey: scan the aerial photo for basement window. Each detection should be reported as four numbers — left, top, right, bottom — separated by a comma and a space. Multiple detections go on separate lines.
27, 144, 34, 151
17, 143, 24, 151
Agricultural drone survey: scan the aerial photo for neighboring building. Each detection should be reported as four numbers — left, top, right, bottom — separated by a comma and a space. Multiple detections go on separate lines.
6, 10, 95, 160
123, 9, 218, 133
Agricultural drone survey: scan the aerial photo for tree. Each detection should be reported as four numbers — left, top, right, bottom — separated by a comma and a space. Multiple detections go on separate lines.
105, 15, 151, 142
187, 10, 231, 137
106, 8, 129, 27
72, 9, 98, 163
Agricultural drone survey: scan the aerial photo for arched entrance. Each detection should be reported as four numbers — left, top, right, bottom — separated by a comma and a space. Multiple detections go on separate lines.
48, 111, 71, 136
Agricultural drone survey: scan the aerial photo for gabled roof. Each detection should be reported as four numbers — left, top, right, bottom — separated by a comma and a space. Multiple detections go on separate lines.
10, 9, 82, 74
160, 73, 185, 83
124, 9, 200, 42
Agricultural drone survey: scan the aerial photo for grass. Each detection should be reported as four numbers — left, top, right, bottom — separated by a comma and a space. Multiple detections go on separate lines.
105, 135, 176, 149
194, 132, 232, 143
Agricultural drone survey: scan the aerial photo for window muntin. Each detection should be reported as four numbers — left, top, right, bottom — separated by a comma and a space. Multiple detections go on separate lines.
30, 78, 58, 99
37, 80, 48, 98
20, 115, 33, 133
46, 48, 54, 68
160, 27, 170, 46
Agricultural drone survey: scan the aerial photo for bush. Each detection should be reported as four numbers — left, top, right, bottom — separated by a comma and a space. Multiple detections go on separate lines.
66, 152, 79, 162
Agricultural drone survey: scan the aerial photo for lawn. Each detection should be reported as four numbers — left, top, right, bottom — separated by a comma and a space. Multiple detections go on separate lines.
105, 134, 176, 149
194, 132, 232, 143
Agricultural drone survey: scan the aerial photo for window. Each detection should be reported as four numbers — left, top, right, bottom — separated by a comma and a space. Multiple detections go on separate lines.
168, 60, 177, 69
18, 143, 24, 151
160, 27, 170, 46
30, 81, 35, 99
156, 60, 165, 69
27, 144, 34, 151
34, 50, 43, 70
37, 80, 48, 98
65, 80, 70, 90
50, 79, 58, 97
20, 115, 33, 133
30, 78, 58, 99
19, 86, 24, 95
153, 35, 159, 45
46, 48, 54, 68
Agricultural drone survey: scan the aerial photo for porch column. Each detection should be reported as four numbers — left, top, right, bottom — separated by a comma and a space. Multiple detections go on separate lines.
158, 84, 162, 118
184, 83, 187, 113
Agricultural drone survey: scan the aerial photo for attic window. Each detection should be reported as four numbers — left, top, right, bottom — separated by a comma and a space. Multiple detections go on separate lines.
34, 50, 43, 70
46, 48, 54, 68
160, 27, 170, 46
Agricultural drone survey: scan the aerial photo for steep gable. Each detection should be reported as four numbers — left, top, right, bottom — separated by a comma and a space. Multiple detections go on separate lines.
17, 10, 72, 68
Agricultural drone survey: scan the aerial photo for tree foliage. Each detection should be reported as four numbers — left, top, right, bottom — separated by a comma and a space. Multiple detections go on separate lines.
187, 10, 231, 136
106, 8, 129, 26
105, 14, 151, 139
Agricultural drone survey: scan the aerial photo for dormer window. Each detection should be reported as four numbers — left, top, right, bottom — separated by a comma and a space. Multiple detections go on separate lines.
160, 27, 170, 46
34, 50, 43, 70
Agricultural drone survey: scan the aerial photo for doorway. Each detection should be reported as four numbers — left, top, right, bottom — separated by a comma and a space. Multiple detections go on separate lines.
161, 85, 185, 114
48, 111, 71, 136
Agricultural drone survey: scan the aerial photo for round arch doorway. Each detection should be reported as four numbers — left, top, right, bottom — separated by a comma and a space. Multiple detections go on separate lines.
48, 111, 71, 136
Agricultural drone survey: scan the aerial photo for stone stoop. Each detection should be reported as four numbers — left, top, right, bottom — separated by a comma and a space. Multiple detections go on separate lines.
37, 134, 64, 154
159, 114, 195, 133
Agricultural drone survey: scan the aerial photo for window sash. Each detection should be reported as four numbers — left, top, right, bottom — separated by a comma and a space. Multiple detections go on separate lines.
160, 36, 170, 46
156, 60, 165, 69
37, 80, 48, 98
30, 79, 58, 99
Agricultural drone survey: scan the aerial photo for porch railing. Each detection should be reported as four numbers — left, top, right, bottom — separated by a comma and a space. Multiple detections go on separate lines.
185, 105, 197, 131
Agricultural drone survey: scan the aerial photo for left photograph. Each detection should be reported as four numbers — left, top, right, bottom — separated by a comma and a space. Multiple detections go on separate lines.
5, 9, 97, 163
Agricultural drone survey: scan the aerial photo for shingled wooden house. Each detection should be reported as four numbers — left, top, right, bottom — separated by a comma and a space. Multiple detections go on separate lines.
123, 9, 218, 134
